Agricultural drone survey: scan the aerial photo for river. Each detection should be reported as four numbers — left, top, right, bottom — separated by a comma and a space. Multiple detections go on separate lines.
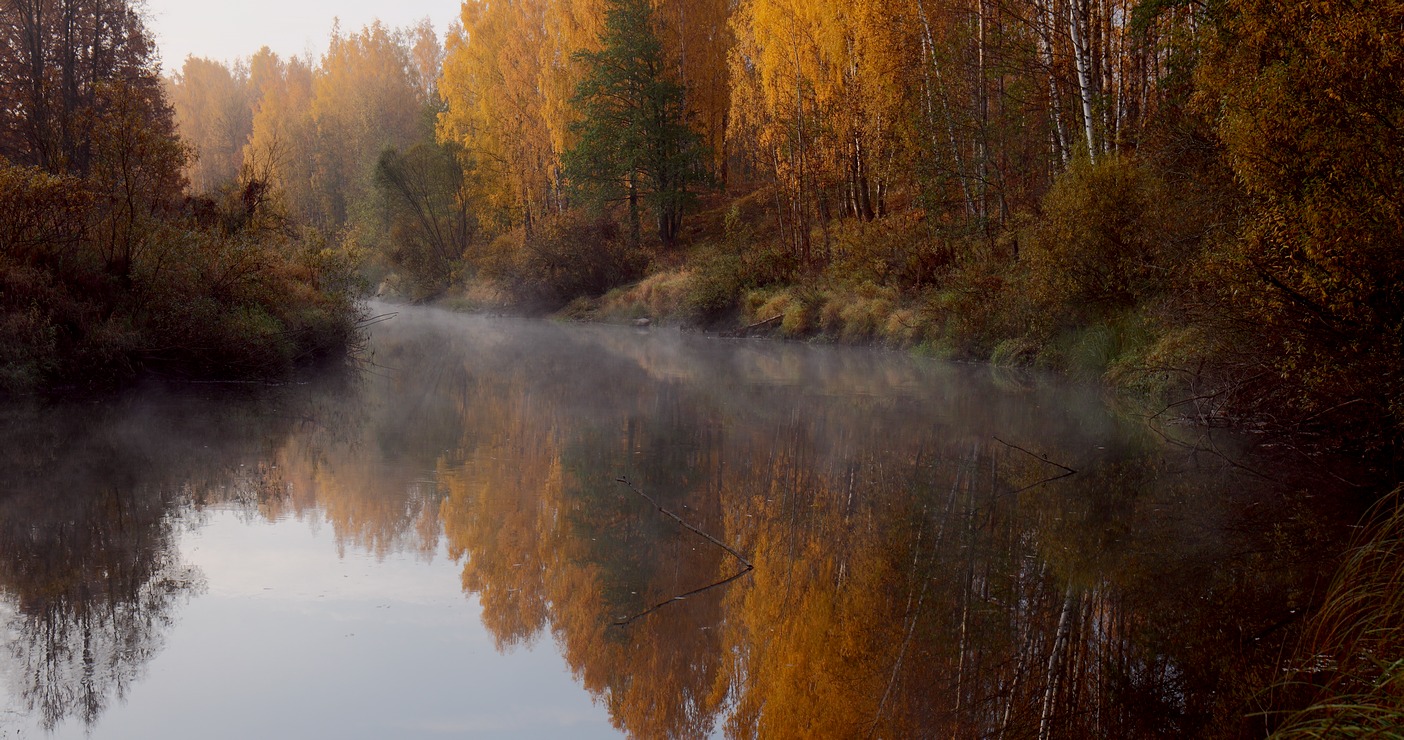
0, 304, 1356, 738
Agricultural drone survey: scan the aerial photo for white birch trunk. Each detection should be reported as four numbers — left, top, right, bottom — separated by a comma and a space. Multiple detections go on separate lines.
1068, 0, 1098, 161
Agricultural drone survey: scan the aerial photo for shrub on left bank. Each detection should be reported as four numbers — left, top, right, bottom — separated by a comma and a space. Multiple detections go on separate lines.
0, 1, 361, 392
0, 161, 363, 391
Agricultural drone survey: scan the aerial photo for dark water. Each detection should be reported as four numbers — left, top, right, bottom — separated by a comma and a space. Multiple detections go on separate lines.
0, 304, 1354, 738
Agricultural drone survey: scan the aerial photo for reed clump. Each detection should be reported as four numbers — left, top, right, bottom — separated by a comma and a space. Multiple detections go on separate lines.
1271, 486, 1404, 738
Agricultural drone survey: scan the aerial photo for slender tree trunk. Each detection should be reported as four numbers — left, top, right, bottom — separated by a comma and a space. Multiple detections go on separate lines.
975, 0, 990, 220
627, 172, 641, 248
1038, 0, 1070, 167
1069, 0, 1098, 161
916, 0, 977, 219
1038, 585, 1079, 740
792, 37, 810, 263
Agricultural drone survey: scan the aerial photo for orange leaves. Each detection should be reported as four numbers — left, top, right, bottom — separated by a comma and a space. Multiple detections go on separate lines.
438, 0, 558, 227
435, 0, 733, 235
167, 57, 255, 193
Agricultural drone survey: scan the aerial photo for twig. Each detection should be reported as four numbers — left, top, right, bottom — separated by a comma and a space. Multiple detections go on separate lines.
356, 312, 399, 329
1144, 420, 1279, 483
611, 476, 754, 627
1009, 470, 1078, 495
992, 436, 1077, 474
1147, 372, 1269, 421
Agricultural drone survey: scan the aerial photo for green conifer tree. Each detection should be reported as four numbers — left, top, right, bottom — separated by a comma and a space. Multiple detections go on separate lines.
563, 0, 708, 248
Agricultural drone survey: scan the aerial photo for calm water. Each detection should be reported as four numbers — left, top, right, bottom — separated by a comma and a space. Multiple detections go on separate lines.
0, 304, 1354, 738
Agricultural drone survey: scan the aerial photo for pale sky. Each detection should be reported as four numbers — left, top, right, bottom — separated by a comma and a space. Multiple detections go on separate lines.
143, 0, 463, 70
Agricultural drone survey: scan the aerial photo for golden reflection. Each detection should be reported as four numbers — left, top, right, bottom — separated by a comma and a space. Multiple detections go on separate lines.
357, 317, 1346, 739
0, 314, 1351, 737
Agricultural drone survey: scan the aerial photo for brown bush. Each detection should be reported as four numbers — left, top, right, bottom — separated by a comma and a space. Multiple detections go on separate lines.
482, 213, 648, 310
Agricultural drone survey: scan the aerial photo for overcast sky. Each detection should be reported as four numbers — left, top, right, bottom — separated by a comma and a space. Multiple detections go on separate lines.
143, 0, 462, 70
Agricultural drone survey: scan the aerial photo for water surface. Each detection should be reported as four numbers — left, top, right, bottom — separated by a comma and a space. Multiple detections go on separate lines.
0, 304, 1352, 738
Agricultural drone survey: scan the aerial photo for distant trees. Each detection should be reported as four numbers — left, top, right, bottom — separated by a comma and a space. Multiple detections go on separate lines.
311, 21, 426, 227
374, 140, 474, 296
0, 0, 363, 391
164, 20, 463, 300
167, 57, 254, 193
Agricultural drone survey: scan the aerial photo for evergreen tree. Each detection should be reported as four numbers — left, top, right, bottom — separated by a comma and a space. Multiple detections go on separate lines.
563, 0, 708, 247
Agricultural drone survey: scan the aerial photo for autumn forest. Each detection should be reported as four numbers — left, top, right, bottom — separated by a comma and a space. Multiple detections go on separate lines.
0, 0, 1397, 467
1, 0, 1403, 734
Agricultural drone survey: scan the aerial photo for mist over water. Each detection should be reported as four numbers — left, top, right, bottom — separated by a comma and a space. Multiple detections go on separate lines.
0, 303, 1353, 738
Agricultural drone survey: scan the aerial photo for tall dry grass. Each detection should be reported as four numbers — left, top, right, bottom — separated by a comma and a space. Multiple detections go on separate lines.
1271, 487, 1404, 738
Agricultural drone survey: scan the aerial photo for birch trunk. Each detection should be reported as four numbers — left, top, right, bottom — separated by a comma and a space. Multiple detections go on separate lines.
1068, 0, 1098, 161
916, 0, 978, 219
1038, 585, 1079, 740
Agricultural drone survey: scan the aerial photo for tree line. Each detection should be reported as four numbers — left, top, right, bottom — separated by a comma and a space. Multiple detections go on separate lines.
30, 0, 1404, 464
0, 0, 363, 390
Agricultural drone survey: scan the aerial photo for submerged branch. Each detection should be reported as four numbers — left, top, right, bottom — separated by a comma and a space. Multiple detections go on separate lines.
993, 436, 1077, 474
611, 476, 755, 627
610, 567, 754, 628
356, 312, 399, 329
993, 436, 1078, 494
1009, 470, 1078, 495
724, 314, 783, 338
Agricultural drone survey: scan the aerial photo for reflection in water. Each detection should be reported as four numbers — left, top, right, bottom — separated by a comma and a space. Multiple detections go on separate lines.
0, 306, 1352, 737
0, 399, 273, 729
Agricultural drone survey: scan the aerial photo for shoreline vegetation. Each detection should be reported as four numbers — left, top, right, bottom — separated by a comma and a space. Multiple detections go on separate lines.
2, 0, 1401, 734
0, 4, 365, 393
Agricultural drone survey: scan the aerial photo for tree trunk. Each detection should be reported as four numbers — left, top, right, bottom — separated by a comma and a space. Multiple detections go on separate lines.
627, 172, 641, 248
916, 0, 978, 220
1038, 0, 1070, 167
1069, 0, 1099, 161
1038, 585, 1079, 740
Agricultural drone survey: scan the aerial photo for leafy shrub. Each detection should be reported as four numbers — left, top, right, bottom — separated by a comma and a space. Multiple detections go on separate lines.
929, 254, 1028, 360
1024, 154, 1177, 326
0, 159, 364, 390
484, 213, 648, 310
825, 212, 951, 292
686, 245, 746, 322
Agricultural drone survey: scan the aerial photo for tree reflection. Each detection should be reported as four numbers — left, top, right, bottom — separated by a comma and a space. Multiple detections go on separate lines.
0, 482, 198, 729
0, 312, 1353, 737
403, 316, 1348, 739
0, 386, 347, 731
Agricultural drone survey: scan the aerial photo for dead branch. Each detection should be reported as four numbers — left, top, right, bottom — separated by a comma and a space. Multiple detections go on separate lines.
611, 476, 755, 627
725, 314, 783, 338
610, 567, 754, 628
992, 436, 1077, 474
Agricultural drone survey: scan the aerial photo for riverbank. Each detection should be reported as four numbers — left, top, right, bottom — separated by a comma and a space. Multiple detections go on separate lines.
427, 172, 1398, 490
0, 164, 367, 395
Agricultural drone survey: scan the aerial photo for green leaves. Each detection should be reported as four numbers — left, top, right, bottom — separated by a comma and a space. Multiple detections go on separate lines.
563, 0, 710, 247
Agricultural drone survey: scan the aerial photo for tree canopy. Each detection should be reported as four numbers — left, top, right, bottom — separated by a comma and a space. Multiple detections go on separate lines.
564, 0, 709, 247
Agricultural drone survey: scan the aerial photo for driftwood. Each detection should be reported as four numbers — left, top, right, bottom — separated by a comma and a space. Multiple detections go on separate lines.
611, 476, 755, 627
993, 436, 1078, 493
724, 314, 782, 338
